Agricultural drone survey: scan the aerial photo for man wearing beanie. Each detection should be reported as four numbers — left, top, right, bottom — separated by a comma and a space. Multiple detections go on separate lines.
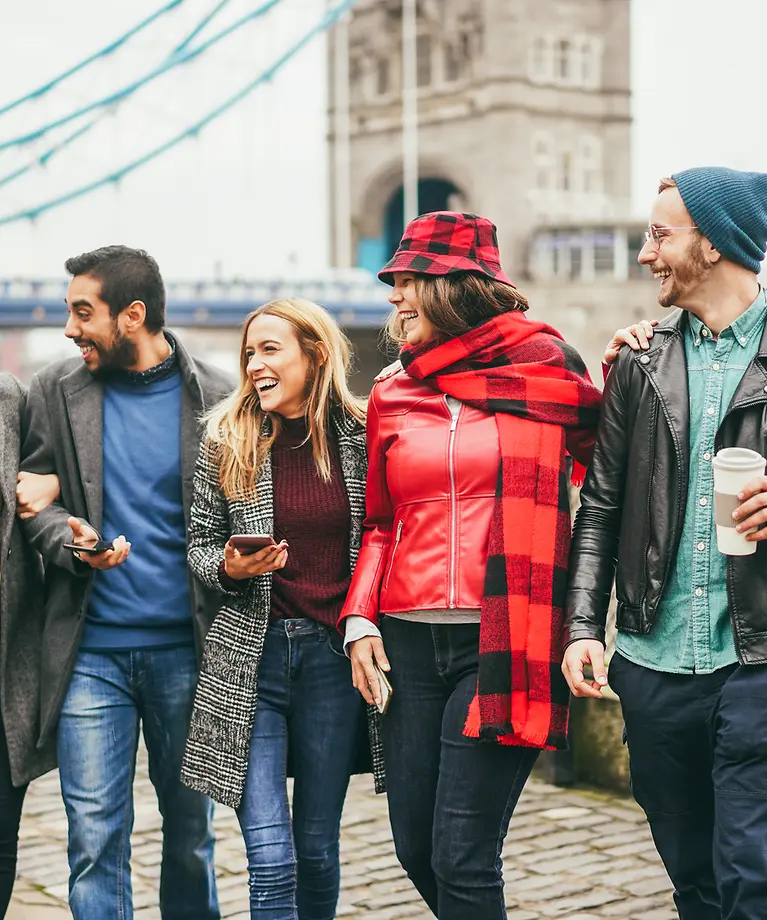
562, 166, 767, 920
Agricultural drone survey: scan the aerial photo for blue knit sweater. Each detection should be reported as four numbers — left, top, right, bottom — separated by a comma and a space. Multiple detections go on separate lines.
82, 370, 193, 650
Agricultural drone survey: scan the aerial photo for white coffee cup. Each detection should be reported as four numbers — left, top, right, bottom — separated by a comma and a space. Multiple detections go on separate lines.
712, 447, 767, 556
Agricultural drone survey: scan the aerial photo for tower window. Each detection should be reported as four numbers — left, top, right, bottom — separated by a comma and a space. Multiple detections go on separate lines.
376, 58, 390, 95
416, 34, 433, 87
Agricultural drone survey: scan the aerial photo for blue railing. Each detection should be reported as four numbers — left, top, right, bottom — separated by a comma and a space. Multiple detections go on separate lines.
0, 277, 391, 328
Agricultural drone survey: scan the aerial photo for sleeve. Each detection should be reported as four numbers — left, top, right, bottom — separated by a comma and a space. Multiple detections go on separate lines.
564, 354, 631, 647
338, 385, 394, 627
186, 437, 241, 596
342, 615, 383, 654
18, 374, 90, 576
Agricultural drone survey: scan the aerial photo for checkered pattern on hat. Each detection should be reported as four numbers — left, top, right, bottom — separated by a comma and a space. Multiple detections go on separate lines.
379, 211, 515, 287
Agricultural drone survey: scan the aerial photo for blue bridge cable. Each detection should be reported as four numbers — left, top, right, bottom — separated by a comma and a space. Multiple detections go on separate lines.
0, 0, 187, 119
0, 0, 357, 228
172, 0, 234, 53
0, 0, 284, 153
0, 0, 238, 191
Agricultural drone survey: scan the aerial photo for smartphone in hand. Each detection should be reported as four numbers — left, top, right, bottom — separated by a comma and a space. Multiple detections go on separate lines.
229, 534, 278, 555
63, 538, 114, 555
373, 662, 393, 715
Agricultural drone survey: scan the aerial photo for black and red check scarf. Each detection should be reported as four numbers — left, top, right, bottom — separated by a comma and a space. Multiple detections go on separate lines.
400, 312, 601, 749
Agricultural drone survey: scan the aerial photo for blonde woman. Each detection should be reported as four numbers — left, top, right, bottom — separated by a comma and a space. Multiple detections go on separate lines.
180, 299, 383, 920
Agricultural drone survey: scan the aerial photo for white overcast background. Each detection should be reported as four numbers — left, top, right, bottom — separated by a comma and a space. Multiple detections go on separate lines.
0, 0, 765, 280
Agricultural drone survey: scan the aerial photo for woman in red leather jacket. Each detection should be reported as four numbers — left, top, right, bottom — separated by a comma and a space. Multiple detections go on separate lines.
339, 211, 601, 920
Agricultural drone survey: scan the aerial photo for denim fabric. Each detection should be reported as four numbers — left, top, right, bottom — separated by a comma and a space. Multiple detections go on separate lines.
0, 714, 26, 918
618, 288, 767, 673
57, 647, 218, 920
380, 617, 539, 920
237, 619, 363, 920
610, 652, 767, 920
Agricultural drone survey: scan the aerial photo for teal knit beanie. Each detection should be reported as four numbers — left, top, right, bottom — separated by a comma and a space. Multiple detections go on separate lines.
671, 167, 767, 273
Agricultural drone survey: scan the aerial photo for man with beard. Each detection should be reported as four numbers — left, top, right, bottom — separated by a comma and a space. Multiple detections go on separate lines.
562, 167, 767, 920
20, 246, 232, 920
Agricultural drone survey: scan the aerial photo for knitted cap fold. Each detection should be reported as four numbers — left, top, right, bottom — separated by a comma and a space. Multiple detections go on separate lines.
672, 167, 767, 273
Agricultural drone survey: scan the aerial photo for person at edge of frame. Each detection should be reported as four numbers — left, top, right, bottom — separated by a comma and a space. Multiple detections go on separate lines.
18, 245, 233, 920
340, 210, 602, 920
0, 386, 60, 918
178, 298, 384, 920
563, 167, 767, 920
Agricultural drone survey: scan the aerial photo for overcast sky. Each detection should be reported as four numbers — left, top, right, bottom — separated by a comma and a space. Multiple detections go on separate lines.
0, 0, 764, 280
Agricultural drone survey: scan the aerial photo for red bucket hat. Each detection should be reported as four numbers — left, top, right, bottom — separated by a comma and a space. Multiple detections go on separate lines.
378, 210, 515, 287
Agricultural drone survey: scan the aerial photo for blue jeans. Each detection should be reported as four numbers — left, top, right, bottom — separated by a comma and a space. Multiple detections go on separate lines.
57, 646, 219, 920
237, 619, 363, 920
380, 617, 539, 920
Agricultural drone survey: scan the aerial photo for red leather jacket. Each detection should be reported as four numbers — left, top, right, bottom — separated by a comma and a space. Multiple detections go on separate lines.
339, 367, 501, 624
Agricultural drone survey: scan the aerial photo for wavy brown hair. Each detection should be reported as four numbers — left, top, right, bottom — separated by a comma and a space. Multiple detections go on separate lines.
205, 298, 366, 499
385, 272, 529, 346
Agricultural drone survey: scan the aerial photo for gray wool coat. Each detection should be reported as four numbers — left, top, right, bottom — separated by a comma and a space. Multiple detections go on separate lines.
19, 333, 233, 748
0, 374, 55, 786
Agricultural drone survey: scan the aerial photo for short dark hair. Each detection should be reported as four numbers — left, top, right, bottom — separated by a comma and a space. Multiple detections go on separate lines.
386, 272, 529, 346
64, 245, 166, 333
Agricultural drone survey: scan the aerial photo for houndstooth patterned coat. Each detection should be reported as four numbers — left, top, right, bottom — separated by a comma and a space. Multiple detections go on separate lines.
180, 409, 385, 808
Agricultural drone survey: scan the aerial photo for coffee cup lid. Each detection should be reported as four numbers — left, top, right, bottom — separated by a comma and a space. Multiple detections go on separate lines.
712, 447, 766, 471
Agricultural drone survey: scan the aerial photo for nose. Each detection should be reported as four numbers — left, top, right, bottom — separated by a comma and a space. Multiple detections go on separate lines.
388, 288, 401, 305
247, 354, 264, 374
64, 314, 79, 339
637, 239, 656, 266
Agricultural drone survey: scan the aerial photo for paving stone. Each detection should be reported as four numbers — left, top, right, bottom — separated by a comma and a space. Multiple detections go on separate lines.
8, 745, 676, 919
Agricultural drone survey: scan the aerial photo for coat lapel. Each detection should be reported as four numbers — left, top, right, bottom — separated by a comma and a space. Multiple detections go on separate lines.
0, 390, 18, 553
62, 368, 104, 530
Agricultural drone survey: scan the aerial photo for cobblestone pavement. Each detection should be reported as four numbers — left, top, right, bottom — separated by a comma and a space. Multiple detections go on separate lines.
9, 744, 676, 920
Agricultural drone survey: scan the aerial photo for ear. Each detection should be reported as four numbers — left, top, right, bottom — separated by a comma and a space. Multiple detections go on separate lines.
708, 246, 722, 265
121, 300, 147, 331
315, 341, 329, 366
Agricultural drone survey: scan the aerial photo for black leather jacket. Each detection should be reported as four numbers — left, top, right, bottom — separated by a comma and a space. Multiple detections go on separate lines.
565, 309, 767, 665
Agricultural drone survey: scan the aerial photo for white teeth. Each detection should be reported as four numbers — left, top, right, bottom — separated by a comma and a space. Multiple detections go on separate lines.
256, 379, 278, 392
400, 311, 418, 321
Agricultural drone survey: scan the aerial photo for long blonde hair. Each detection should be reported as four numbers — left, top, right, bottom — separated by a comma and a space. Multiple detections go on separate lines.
205, 298, 367, 499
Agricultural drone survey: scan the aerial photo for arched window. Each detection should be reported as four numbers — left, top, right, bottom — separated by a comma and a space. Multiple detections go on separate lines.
559, 150, 573, 192
580, 37, 602, 88
578, 135, 603, 193
532, 133, 556, 190
530, 36, 552, 83
556, 40, 570, 81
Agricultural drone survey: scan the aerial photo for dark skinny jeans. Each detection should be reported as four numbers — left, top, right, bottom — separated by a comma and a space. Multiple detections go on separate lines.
0, 713, 26, 918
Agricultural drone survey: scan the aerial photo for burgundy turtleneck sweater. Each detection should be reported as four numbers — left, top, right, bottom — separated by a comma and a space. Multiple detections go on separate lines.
270, 416, 351, 627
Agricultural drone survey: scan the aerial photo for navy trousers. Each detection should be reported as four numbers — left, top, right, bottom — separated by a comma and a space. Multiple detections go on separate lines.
609, 652, 767, 920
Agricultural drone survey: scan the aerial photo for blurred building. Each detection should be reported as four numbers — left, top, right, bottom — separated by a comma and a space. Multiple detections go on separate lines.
327, 0, 659, 377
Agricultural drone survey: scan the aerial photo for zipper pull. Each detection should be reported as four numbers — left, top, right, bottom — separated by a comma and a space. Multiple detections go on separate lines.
396, 520, 404, 538
450, 412, 459, 432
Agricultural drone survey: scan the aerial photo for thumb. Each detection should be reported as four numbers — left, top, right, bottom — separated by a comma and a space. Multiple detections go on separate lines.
67, 516, 83, 538
591, 649, 608, 686
372, 639, 391, 672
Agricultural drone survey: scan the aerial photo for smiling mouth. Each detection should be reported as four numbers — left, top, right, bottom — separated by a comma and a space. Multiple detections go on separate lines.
652, 270, 671, 283
399, 311, 418, 323
255, 378, 279, 394
77, 343, 95, 360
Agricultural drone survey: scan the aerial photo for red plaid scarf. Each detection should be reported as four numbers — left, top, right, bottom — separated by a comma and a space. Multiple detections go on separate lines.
400, 312, 601, 749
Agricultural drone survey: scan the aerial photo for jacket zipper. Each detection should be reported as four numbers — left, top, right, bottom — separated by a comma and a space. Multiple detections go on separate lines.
446, 400, 462, 608
384, 519, 404, 590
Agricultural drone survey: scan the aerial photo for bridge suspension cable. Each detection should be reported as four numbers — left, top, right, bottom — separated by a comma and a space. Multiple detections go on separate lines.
0, 0, 357, 229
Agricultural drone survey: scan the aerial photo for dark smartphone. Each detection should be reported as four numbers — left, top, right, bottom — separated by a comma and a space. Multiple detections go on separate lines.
229, 534, 278, 555
63, 539, 114, 555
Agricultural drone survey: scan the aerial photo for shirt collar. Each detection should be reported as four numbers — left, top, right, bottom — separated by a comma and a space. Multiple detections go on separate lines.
688, 287, 767, 348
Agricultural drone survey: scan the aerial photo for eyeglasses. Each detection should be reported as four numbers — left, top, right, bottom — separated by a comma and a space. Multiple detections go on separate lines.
644, 225, 699, 247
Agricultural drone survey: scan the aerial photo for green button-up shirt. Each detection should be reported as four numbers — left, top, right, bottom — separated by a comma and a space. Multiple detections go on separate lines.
617, 289, 767, 673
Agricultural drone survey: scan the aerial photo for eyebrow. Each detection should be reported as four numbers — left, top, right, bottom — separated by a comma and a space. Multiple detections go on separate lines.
67, 298, 93, 309
247, 339, 281, 348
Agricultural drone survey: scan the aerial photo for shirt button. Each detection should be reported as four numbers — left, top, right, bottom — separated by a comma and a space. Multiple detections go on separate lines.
703, 452, 712, 461
700, 497, 708, 506
695, 588, 704, 597
697, 542, 705, 551
740, 336, 747, 345
702, 329, 710, 337
706, 407, 715, 416
640, 355, 650, 365
712, 363, 720, 371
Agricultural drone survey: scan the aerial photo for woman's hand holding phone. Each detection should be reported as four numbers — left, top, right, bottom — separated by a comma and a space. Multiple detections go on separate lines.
224, 538, 288, 579
65, 517, 131, 570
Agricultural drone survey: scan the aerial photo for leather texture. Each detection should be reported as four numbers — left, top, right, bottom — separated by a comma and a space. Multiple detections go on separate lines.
340, 368, 500, 624
566, 309, 767, 665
